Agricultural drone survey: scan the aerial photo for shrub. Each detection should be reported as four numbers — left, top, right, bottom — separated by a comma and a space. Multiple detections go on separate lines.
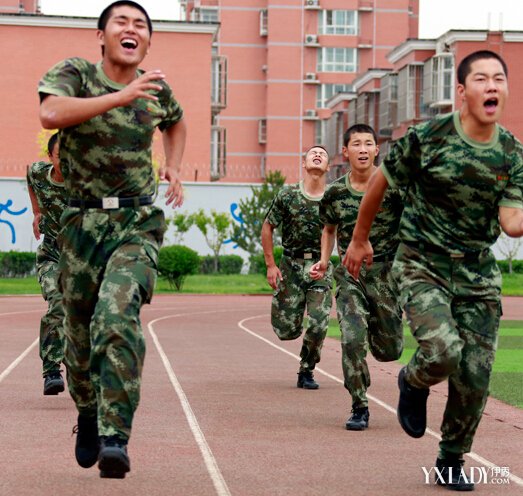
0, 251, 35, 277
199, 254, 244, 274
158, 245, 200, 291
497, 260, 523, 274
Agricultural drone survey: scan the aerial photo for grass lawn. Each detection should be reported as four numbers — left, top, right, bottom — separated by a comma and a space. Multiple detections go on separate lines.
327, 319, 523, 409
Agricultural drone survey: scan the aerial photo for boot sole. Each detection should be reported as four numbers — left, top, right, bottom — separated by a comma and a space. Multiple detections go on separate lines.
43, 380, 65, 395
346, 423, 368, 431
99, 447, 130, 479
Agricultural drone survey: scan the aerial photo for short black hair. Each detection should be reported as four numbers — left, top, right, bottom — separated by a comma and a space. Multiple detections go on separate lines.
457, 50, 508, 85
47, 133, 59, 156
98, 1, 153, 35
343, 124, 377, 147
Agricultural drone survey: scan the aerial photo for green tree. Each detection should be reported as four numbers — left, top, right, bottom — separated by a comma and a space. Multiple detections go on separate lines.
193, 209, 232, 273
166, 211, 195, 244
231, 170, 286, 255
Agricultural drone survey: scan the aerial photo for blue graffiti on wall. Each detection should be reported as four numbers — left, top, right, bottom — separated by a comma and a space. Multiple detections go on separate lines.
223, 202, 244, 249
0, 199, 28, 244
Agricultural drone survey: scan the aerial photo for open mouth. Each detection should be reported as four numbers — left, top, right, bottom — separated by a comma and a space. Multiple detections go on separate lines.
358, 156, 369, 163
312, 158, 322, 165
484, 97, 498, 113
121, 38, 138, 50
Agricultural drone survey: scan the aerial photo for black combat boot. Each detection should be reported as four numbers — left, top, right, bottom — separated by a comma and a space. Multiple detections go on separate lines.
43, 370, 65, 395
98, 436, 131, 479
72, 414, 100, 468
397, 366, 429, 438
435, 457, 475, 491
297, 370, 319, 389
345, 407, 370, 430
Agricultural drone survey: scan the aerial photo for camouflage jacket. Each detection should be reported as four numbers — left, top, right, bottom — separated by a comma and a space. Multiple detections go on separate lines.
38, 58, 183, 200
320, 173, 403, 258
381, 111, 523, 252
265, 181, 323, 253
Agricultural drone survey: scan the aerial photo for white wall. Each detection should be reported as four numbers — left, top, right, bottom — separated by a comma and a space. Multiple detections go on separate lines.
0, 178, 254, 261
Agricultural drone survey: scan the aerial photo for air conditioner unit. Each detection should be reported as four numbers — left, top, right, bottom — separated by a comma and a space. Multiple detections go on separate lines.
304, 0, 320, 8
304, 109, 318, 120
304, 34, 319, 46
305, 72, 317, 80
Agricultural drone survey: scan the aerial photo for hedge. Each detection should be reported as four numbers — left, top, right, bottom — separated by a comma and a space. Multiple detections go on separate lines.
158, 245, 200, 291
0, 251, 35, 277
199, 255, 244, 274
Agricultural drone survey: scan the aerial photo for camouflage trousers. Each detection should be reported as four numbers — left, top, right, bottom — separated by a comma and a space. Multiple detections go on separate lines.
392, 242, 501, 456
36, 240, 65, 377
334, 261, 403, 409
271, 255, 333, 371
58, 206, 165, 441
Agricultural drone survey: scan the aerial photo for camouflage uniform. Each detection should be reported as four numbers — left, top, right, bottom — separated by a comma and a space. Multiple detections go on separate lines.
381, 111, 523, 456
320, 173, 404, 408
266, 181, 333, 371
39, 58, 183, 441
27, 161, 67, 377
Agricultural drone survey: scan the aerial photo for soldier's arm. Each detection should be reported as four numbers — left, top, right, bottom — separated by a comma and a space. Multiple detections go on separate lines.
499, 206, 523, 237
261, 220, 282, 290
40, 70, 166, 129
160, 118, 187, 209
310, 225, 336, 280
343, 168, 389, 279
27, 182, 41, 240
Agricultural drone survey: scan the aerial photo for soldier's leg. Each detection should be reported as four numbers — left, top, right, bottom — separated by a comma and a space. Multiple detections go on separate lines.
301, 261, 332, 371
335, 265, 371, 409
366, 262, 403, 363
91, 209, 164, 441
271, 256, 306, 342
37, 258, 65, 376
59, 213, 102, 416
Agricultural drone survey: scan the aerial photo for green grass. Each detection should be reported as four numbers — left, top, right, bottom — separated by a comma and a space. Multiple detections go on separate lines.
501, 273, 523, 296
327, 319, 523, 409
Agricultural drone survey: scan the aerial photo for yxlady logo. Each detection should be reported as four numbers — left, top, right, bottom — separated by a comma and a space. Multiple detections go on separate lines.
421, 466, 511, 485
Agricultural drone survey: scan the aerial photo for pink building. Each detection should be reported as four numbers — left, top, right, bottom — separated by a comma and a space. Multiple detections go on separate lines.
0, 1, 219, 181
183, 0, 418, 182
323, 29, 523, 178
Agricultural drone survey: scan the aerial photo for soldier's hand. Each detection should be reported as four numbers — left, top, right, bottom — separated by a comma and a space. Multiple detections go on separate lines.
116, 70, 166, 105
343, 238, 373, 281
266, 265, 283, 290
32, 214, 41, 240
309, 261, 326, 280
161, 166, 184, 208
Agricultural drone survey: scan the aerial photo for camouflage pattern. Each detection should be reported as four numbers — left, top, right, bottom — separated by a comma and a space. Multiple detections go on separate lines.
265, 181, 323, 253
58, 206, 165, 440
267, 181, 332, 370
27, 161, 67, 376
381, 111, 523, 253
382, 111, 523, 456
39, 58, 180, 441
392, 242, 501, 456
38, 58, 183, 199
320, 174, 403, 407
320, 172, 403, 258
272, 255, 333, 371
27, 161, 67, 241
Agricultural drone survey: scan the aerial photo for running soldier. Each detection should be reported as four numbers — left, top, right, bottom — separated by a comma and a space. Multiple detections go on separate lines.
27, 133, 66, 396
261, 145, 332, 389
345, 50, 523, 491
38, 1, 186, 479
310, 124, 403, 430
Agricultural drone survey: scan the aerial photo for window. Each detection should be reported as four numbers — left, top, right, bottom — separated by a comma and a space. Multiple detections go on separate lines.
423, 54, 454, 108
315, 120, 326, 145
258, 119, 267, 144
211, 126, 226, 180
378, 73, 398, 136
397, 65, 423, 123
316, 83, 354, 108
191, 7, 219, 22
318, 48, 357, 73
259, 9, 268, 36
348, 99, 357, 128
318, 10, 358, 35
211, 56, 227, 111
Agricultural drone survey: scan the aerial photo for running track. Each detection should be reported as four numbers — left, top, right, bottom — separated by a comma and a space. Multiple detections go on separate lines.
0, 294, 522, 496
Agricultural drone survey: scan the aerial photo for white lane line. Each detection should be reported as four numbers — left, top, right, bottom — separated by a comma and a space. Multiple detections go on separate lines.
0, 309, 44, 318
0, 338, 38, 385
147, 315, 231, 496
238, 314, 523, 487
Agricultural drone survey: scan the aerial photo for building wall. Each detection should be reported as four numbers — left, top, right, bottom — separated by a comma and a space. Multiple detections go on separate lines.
0, 16, 217, 181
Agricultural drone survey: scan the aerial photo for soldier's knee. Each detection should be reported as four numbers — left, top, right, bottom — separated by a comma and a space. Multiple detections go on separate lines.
273, 325, 302, 341
373, 343, 403, 362
433, 346, 462, 378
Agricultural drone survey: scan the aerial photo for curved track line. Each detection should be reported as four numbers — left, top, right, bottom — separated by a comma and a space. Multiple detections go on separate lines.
0, 338, 38, 385
147, 314, 231, 496
238, 314, 523, 487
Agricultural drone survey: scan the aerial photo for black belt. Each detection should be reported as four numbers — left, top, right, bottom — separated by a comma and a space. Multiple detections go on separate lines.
283, 248, 321, 260
68, 195, 153, 210
403, 241, 487, 260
